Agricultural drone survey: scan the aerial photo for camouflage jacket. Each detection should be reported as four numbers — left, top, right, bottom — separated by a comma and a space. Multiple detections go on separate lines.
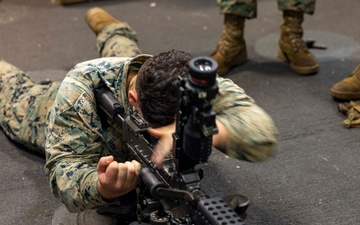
44, 55, 278, 212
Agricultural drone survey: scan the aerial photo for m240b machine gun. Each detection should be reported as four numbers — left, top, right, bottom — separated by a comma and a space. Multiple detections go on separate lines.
95, 56, 246, 225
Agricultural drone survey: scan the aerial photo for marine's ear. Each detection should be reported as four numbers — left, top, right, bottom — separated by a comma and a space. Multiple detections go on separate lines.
128, 90, 139, 109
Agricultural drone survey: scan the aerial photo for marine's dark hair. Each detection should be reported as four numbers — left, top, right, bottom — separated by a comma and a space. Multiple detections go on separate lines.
136, 49, 192, 127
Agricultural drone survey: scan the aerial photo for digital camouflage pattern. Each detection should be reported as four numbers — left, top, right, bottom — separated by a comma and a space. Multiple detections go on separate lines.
0, 22, 278, 212
277, 0, 316, 15
217, 0, 316, 18
96, 22, 142, 58
0, 60, 60, 154
44, 55, 151, 212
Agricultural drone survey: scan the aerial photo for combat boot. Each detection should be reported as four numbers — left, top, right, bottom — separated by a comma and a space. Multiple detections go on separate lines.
85, 7, 121, 35
331, 65, 360, 100
278, 10, 318, 75
211, 14, 247, 76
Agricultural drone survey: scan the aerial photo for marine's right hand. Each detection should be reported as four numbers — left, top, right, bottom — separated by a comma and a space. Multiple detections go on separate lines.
96, 156, 141, 200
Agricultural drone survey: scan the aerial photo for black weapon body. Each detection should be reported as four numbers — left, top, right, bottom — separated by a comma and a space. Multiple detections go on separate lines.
95, 57, 245, 225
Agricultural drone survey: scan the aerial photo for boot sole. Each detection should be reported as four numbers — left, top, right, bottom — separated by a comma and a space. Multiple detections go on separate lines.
278, 48, 318, 75
330, 89, 360, 100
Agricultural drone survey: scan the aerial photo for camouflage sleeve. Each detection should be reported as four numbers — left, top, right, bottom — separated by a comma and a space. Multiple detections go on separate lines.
45, 72, 105, 212
44, 65, 114, 212
212, 77, 278, 162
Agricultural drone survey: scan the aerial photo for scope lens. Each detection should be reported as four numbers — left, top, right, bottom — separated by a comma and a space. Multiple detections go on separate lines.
194, 60, 213, 72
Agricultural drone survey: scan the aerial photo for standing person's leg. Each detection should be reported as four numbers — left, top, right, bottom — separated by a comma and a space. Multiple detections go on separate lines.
277, 0, 318, 75
85, 7, 142, 58
278, 0, 315, 14
211, 0, 256, 75
0, 60, 60, 154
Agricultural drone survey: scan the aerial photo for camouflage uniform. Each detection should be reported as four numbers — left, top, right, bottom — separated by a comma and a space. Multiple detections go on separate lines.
0, 60, 60, 154
0, 22, 278, 212
217, 0, 316, 18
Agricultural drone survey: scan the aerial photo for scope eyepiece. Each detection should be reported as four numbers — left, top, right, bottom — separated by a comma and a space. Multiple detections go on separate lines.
188, 57, 218, 88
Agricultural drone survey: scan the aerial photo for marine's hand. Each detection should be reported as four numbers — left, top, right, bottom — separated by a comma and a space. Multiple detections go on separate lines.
97, 156, 141, 200
148, 122, 176, 167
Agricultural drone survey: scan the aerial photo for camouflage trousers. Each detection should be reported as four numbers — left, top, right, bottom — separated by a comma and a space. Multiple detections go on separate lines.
217, 0, 316, 18
0, 22, 141, 155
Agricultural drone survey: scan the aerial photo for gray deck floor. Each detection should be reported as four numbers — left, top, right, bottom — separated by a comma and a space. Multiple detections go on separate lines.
1, 0, 359, 224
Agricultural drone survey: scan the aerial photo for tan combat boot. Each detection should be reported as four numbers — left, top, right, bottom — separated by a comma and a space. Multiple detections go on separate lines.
331, 65, 360, 100
211, 14, 247, 76
278, 10, 318, 75
85, 7, 121, 35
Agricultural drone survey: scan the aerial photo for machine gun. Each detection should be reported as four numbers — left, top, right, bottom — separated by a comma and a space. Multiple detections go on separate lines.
95, 56, 246, 225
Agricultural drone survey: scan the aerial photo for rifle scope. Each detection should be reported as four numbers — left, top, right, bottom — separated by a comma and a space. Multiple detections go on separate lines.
180, 56, 219, 167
